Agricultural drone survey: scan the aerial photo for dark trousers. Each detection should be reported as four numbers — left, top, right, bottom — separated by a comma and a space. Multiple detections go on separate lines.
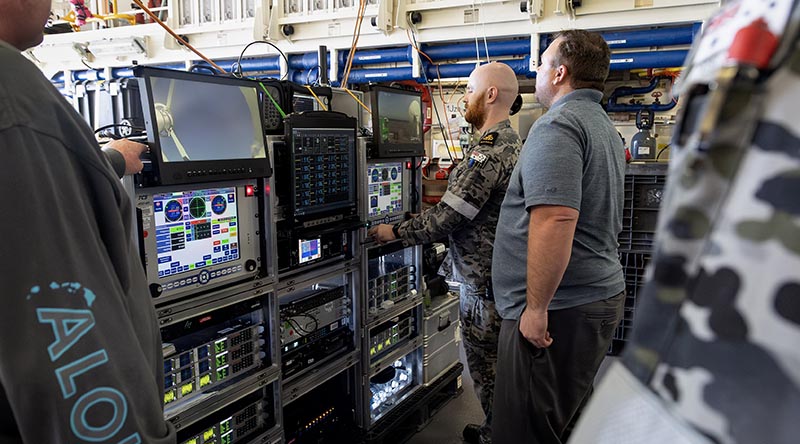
491, 292, 625, 444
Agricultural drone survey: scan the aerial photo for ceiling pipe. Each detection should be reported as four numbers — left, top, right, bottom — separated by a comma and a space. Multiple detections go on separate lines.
52, 24, 697, 85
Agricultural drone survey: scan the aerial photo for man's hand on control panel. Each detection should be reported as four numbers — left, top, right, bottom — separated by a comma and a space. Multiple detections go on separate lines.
104, 139, 148, 175
368, 224, 398, 245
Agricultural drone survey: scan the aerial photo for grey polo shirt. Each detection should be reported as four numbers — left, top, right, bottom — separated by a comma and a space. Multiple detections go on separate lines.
492, 89, 626, 320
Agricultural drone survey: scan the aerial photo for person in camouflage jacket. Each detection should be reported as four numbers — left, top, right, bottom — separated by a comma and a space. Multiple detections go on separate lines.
369, 62, 522, 444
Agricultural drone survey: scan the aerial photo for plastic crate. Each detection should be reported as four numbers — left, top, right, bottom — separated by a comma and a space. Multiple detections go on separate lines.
618, 164, 668, 252
608, 251, 651, 356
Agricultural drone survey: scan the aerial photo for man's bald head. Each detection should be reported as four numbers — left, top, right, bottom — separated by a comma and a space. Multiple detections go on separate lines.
464, 62, 520, 132
469, 62, 519, 109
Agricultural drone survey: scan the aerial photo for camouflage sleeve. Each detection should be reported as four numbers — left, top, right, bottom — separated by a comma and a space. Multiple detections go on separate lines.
395, 154, 501, 245
440, 153, 502, 220
395, 200, 469, 245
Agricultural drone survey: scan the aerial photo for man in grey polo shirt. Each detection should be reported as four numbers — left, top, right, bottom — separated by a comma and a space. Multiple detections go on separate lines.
491, 30, 626, 444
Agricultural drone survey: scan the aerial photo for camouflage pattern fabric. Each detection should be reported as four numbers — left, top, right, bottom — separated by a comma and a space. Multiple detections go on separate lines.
396, 119, 522, 289
460, 284, 502, 443
396, 119, 520, 442
570, 2, 800, 443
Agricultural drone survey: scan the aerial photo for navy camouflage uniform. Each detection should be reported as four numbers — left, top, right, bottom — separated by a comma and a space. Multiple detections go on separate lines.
396, 119, 521, 442
570, 2, 800, 443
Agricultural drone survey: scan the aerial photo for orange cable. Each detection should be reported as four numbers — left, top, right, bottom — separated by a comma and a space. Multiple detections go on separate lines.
131, 0, 226, 74
407, 27, 457, 153
343, 0, 367, 88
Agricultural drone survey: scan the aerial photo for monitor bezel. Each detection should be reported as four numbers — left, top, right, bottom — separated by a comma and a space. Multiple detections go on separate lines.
285, 112, 358, 220
366, 160, 409, 223
370, 86, 425, 158
135, 66, 273, 186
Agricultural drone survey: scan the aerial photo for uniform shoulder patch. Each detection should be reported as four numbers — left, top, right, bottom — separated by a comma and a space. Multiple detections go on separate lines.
479, 132, 499, 146
468, 151, 488, 168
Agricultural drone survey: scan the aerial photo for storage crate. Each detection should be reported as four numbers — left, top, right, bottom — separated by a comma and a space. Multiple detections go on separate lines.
608, 251, 652, 356
618, 163, 668, 252
423, 338, 460, 385
423, 295, 459, 353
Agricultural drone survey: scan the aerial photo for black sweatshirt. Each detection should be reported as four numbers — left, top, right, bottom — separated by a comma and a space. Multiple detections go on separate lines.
0, 41, 175, 443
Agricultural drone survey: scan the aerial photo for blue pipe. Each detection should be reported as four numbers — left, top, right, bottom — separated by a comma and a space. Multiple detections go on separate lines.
499, 57, 532, 76
338, 49, 685, 85
424, 57, 532, 79
343, 66, 415, 83
600, 25, 697, 49
234, 56, 281, 72
422, 40, 530, 61
288, 52, 333, 69
425, 62, 475, 79
347, 46, 413, 66
290, 67, 327, 84
52, 62, 187, 83
291, 47, 412, 70
610, 50, 688, 70
540, 24, 699, 52
605, 76, 678, 112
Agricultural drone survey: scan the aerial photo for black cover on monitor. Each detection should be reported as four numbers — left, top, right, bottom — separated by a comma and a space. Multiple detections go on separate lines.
134, 66, 272, 186
369, 86, 424, 158
259, 79, 332, 134
283, 111, 358, 221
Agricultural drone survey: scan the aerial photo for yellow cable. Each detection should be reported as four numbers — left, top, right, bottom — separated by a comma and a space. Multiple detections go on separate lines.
344, 88, 371, 115
304, 85, 328, 111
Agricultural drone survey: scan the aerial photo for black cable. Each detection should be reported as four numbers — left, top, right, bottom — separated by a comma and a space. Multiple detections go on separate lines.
93, 123, 145, 136
656, 144, 671, 160
410, 28, 458, 163
234, 41, 289, 80
189, 64, 217, 75
428, 85, 458, 162
285, 312, 319, 335
287, 318, 309, 334
81, 58, 97, 70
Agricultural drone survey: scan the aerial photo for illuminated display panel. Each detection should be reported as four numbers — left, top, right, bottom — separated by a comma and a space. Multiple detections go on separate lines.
153, 187, 240, 277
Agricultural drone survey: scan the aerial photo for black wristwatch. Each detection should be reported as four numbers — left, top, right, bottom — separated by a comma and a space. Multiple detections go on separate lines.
391, 224, 400, 239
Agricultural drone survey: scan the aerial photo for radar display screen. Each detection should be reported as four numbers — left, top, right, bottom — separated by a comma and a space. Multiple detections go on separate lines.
154, 187, 240, 277
147, 76, 266, 163
368, 162, 403, 218
291, 127, 355, 216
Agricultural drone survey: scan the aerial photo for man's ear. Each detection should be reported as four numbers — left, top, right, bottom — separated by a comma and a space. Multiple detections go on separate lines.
486, 86, 498, 104
554, 64, 568, 85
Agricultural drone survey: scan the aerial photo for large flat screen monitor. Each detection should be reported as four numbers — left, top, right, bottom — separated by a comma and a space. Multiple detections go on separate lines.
135, 67, 272, 186
370, 86, 424, 158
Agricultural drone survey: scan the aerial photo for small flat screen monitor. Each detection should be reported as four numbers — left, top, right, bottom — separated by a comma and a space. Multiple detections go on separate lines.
367, 162, 404, 219
292, 95, 317, 113
136, 67, 272, 185
298, 238, 322, 264
152, 187, 241, 278
371, 86, 424, 158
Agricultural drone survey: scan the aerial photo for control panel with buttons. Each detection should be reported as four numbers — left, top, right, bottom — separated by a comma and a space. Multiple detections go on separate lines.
136, 179, 265, 305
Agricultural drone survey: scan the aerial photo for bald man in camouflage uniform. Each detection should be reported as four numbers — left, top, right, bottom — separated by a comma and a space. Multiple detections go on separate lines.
569, 2, 800, 444
369, 62, 521, 444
